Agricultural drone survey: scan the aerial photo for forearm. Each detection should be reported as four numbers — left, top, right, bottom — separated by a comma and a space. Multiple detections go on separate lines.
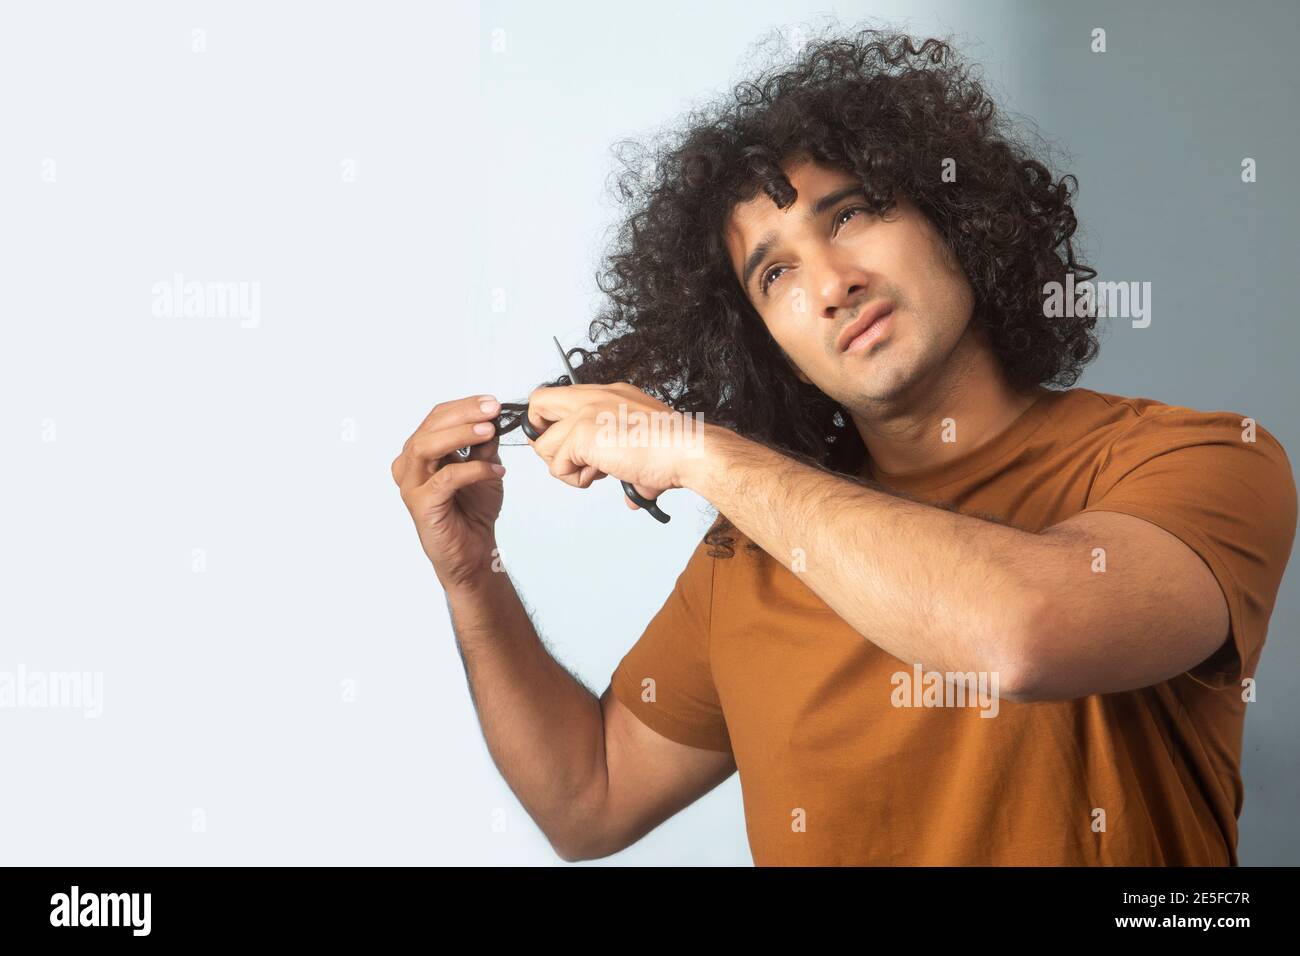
687, 426, 1045, 690
443, 560, 606, 855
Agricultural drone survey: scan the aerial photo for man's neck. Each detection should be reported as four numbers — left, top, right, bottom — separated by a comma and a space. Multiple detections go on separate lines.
850, 338, 1044, 477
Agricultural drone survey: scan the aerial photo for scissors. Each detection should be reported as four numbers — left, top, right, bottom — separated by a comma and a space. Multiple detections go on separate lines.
457, 337, 671, 524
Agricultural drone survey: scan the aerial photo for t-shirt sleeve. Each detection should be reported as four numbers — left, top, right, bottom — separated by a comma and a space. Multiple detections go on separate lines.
1080, 406, 1298, 689
609, 533, 733, 753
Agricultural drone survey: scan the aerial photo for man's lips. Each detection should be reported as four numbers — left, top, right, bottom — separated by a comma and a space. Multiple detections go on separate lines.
836, 300, 896, 352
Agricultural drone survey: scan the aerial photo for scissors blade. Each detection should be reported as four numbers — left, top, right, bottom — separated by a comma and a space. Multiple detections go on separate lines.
553, 335, 580, 385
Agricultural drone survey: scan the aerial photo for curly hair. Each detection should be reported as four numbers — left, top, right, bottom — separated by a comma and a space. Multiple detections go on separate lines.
495, 24, 1099, 557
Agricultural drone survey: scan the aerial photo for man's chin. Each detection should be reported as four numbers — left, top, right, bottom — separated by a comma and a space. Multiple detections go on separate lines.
854, 363, 933, 409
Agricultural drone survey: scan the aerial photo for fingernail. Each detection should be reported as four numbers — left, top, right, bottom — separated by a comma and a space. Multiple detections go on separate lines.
480, 399, 500, 414
473, 422, 494, 435
491, 464, 506, 476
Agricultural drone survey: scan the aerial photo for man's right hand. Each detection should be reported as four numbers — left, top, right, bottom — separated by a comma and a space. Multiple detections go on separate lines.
391, 395, 505, 591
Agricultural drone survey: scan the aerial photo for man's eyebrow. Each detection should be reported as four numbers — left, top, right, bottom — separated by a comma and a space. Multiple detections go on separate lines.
740, 183, 869, 290
810, 183, 869, 217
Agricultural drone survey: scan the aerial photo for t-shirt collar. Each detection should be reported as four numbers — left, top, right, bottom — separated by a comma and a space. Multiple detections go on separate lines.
865, 386, 1066, 492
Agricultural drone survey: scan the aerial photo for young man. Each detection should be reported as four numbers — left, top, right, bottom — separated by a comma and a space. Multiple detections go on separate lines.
392, 30, 1296, 864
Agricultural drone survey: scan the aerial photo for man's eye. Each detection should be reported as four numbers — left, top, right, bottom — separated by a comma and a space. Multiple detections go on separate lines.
760, 265, 788, 295
835, 204, 868, 228
758, 206, 870, 296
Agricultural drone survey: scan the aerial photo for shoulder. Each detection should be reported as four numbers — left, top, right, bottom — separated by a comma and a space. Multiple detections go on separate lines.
1053, 387, 1290, 460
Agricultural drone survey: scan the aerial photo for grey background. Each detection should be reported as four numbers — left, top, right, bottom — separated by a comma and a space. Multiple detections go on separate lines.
1, 0, 1295, 865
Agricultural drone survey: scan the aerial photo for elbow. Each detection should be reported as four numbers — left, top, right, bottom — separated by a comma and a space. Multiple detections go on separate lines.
549, 827, 619, 863
991, 586, 1052, 704
546, 825, 593, 863
546, 792, 621, 863
551, 839, 589, 864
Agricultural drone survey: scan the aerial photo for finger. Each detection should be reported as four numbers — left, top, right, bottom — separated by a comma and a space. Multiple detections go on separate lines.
401, 421, 499, 492
459, 430, 500, 464
557, 452, 609, 490
524, 385, 599, 438
419, 395, 502, 435
418, 459, 505, 507
576, 465, 608, 488
531, 415, 587, 487
529, 407, 577, 463
532, 414, 616, 490
624, 483, 663, 509
398, 395, 501, 482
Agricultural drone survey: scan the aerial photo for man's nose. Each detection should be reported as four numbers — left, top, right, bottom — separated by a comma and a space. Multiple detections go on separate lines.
807, 246, 871, 319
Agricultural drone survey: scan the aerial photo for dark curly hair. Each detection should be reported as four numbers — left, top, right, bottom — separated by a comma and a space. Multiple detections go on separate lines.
495, 24, 1099, 557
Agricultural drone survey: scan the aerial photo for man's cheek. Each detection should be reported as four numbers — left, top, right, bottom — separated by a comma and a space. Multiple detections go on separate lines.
790, 287, 809, 316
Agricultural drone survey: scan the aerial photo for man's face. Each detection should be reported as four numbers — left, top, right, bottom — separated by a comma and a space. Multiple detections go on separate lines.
723, 158, 976, 408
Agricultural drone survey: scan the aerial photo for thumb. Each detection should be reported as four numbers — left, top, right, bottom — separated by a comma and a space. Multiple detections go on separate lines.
625, 483, 663, 508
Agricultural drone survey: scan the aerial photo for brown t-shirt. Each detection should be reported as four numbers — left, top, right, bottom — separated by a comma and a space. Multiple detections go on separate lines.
610, 386, 1297, 865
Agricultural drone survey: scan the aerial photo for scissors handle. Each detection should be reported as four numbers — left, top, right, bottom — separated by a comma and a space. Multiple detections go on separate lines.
521, 407, 671, 523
